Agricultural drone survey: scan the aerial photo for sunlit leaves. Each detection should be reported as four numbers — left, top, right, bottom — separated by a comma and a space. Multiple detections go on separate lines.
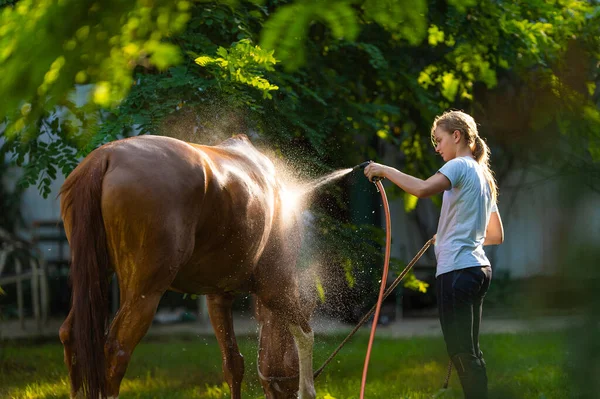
320, 1, 358, 41
146, 41, 183, 71
447, 0, 477, 13
376, 129, 388, 139
315, 275, 326, 302
1, 0, 598, 200
402, 270, 429, 293
259, 0, 429, 70
587, 83, 596, 97
0, 0, 193, 197
440, 72, 460, 102
417, 65, 438, 90
499, 17, 559, 64
342, 258, 356, 288
582, 106, 600, 162
418, 42, 499, 102
260, 0, 358, 70
427, 25, 445, 47
403, 192, 418, 213
195, 39, 279, 98
416, 1, 598, 105
204, 382, 230, 398
362, 0, 427, 45
0, 0, 191, 144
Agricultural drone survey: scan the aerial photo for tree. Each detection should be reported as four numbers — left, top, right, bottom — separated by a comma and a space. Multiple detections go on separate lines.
1, 0, 598, 199
1, 0, 598, 300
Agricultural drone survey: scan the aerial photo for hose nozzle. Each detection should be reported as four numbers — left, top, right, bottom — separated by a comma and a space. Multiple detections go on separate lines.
353, 161, 372, 171
353, 160, 383, 183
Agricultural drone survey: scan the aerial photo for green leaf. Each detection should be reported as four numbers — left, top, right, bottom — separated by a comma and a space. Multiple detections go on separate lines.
440, 72, 459, 101
403, 192, 418, 212
148, 42, 183, 71
428, 25, 445, 46
448, 0, 477, 13
362, 0, 427, 44
195, 56, 214, 66
320, 2, 359, 41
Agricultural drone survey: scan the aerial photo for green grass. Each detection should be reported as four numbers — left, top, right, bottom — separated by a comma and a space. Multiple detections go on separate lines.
1, 331, 570, 398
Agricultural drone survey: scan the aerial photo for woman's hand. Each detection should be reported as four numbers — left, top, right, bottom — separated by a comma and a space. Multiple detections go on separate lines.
364, 162, 388, 182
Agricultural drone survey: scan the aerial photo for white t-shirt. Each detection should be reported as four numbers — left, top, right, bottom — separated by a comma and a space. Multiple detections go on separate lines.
435, 156, 497, 277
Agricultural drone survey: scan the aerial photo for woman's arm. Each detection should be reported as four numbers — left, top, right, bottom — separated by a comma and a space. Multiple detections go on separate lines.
364, 163, 450, 198
484, 210, 504, 245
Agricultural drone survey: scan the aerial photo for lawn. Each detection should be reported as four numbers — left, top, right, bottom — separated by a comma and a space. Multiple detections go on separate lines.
1, 331, 569, 398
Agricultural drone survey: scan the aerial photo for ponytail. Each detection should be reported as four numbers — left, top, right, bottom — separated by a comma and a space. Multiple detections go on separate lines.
473, 135, 498, 205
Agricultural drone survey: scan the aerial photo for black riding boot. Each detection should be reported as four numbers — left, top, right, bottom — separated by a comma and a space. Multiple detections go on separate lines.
451, 352, 488, 399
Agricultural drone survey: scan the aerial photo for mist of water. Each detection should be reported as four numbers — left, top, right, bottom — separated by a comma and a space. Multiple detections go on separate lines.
294, 168, 354, 198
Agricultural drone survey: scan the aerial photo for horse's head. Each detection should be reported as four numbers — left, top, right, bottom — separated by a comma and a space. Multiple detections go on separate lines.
255, 269, 317, 398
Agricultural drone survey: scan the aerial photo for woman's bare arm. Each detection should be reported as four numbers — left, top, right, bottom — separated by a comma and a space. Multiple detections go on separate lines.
484, 210, 504, 245
364, 163, 450, 198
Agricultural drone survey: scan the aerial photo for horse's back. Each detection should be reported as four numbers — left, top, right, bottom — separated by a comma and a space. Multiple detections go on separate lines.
65, 134, 291, 295
59, 134, 313, 399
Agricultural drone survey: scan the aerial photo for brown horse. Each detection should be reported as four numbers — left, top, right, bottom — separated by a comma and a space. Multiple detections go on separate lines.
58, 134, 316, 399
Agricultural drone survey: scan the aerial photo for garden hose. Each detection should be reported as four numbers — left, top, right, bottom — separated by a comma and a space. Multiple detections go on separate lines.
359, 178, 391, 399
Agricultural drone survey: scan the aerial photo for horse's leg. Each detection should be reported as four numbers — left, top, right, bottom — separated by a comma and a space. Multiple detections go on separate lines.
103, 291, 164, 397
59, 309, 81, 398
207, 293, 244, 399
288, 323, 315, 399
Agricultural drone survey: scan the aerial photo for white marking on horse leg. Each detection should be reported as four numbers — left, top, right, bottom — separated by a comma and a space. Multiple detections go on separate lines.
256, 323, 265, 379
289, 324, 316, 399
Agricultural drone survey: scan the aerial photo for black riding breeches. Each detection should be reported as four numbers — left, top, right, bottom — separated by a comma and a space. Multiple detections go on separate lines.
437, 266, 492, 399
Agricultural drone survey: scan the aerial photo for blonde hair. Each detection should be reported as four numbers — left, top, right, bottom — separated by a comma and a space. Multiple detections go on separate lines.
431, 110, 498, 204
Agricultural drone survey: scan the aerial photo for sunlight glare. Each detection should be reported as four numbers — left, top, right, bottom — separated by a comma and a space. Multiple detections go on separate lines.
280, 184, 304, 224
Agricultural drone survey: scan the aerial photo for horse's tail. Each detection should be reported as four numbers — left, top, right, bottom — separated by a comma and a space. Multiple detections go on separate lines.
60, 152, 110, 399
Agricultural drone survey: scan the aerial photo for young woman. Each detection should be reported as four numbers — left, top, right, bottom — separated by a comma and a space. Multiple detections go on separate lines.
364, 110, 504, 398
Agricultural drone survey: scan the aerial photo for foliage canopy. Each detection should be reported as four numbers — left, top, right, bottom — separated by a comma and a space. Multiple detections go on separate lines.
0, 0, 597, 199
0, 0, 598, 305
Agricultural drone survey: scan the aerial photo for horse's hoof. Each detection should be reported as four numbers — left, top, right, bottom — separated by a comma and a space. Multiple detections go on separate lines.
298, 387, 316, 399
